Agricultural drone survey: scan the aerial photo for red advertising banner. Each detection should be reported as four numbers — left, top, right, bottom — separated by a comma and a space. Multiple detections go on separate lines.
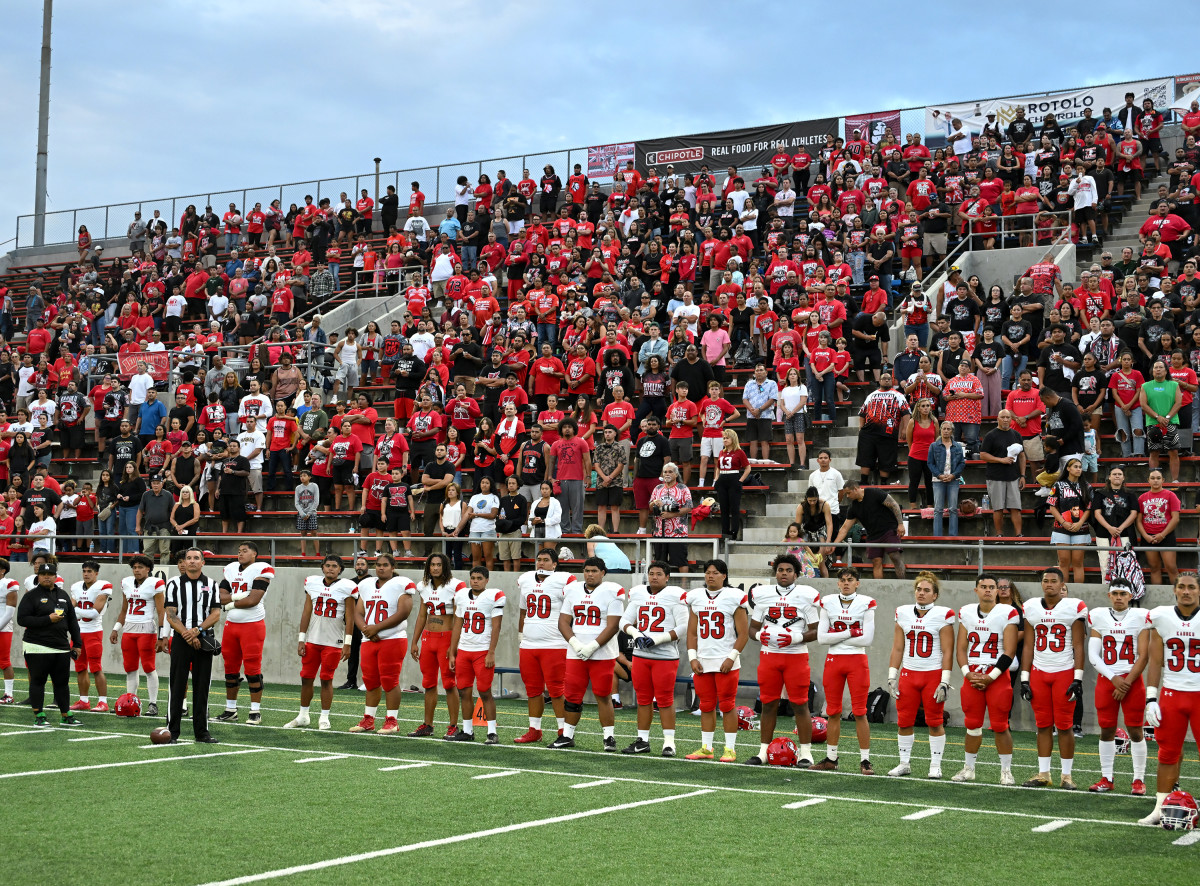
116, 351, 170, 382
844, 110, 902, 146
587, 143, 636, 177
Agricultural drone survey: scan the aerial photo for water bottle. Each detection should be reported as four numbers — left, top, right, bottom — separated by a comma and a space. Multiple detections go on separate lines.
981, 494, 990, 512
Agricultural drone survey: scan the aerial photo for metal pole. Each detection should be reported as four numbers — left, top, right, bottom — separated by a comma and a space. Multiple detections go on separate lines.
373, 158, 381, 235
33, 0, 53, 247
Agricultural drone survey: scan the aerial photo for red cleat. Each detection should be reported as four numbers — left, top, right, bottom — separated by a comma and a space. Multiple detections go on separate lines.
513, 728, 543, 744
1131, 779, 1147, 796
349, 715, 376, 733
70, 700, 91, 711
445, 725, 458, 738
93, 701, 109, 712
1088, 777, 1114, 793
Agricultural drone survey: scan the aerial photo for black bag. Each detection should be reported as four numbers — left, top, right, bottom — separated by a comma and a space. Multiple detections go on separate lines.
733, 338, 755, 367
197, 629, 221, 656
866, 687, 890, 723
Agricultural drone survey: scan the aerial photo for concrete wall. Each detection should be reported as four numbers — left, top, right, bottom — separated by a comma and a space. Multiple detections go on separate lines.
6, 564, 1171, 730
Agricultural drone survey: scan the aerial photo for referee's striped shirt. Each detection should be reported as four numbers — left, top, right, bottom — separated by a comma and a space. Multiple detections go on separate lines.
165, 574, 220, 631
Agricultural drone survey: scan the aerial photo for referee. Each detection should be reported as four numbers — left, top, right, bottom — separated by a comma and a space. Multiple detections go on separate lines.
164, 548, 222, 743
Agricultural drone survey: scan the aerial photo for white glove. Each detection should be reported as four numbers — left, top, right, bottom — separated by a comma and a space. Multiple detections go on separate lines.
1145, 700, 1161, 728
649, 632, 674, 647
230, 590, 251, 602
579, 640, 600, 660
933, 682, 950, 704
352, 472, 359, 485
888, 677, 899, 699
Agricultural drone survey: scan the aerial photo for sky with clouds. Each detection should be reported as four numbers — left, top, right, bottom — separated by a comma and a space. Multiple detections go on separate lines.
0, 1, 1194, 249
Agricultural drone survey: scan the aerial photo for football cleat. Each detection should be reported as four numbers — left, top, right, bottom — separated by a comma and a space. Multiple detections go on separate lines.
999, 769, 1015, 786
1021, 773, 1052, 788
513, 728, 543, 744
719, 747, 737, 763
547, 735, 575, 749
350, 715, 376, 733
407, 724, 433, 737
93, 701, 109, 713
888, 762, 911, 777
379, 717, 400, 735
928, 767, 942, 780
59, 715, 83, 727
1139, 810, 1163, 827
283, 713, 311, 729
603, 736, 617, 752
859, 759, 875, 776
246, 712, 261, 726
70, 700, 91, 711
214, 710, 238, 722
318, 719, 331, 731
1131, 779, 1147, 796
0, 695, 14, 705
32, 714, 50, 728
145, 702, 159, 717
485, 733, 499, 745
447, 729, 474, 742
1060, 774, 1077, 790
810, 757, 839, 771
685, 746, 714, 761
445, 725, 458, 739
661, 746, 676, 758
796, 757, 813, 769
1089, 777, 1114, 793
951, 767, 976, 783
622, 738, 650, 755
744, 755, 763, 766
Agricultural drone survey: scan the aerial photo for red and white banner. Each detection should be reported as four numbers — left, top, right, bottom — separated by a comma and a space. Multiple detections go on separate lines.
587, 143, 635, 178
116, 351, 170, 382
844, 110, 901, 146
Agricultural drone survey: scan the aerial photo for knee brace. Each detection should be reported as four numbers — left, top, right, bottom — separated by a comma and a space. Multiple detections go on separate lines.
966, 727, 983, 737
563, 700, 584, 714
247, 674, 264, 694
225, 673, 241, 691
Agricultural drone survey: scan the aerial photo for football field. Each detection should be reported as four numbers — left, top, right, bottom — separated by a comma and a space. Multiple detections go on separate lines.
1, 672, 1195, 886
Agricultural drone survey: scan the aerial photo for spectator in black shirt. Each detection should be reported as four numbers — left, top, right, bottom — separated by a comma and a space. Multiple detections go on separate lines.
633, 415, 670, 533
668, 345, 714, 403
1036, 325, 1082, 394
17, 563, 83, 728
833, 481, 906, 579
1038, 386, 1086, 479
217, 439, 251, 534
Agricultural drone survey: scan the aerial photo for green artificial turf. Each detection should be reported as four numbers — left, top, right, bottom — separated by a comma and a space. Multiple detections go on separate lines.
1, 671, 1196, 886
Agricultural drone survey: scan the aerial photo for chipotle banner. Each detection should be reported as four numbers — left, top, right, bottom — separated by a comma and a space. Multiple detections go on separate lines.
635, 118, 838, 175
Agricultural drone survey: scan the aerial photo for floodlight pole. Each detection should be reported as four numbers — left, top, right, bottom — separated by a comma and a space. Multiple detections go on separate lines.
33, 0, 53, 247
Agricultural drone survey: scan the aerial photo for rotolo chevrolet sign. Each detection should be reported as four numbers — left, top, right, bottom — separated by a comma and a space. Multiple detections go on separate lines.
637, 118, 838, 174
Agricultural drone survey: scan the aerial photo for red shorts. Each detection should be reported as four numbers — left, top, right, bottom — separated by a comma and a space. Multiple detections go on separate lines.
455, 649, 495, 692
693, 669, 740, 713
300, 643, 343, 682
520, 647, 566, 698
121, 631, 158, 674
900, 245, 922, 259
822, 654, 870, 717
392, 397, 415, 425
1095, 674, 1146, 730
222, 620, 266, 676
758, 652, 810, 706
631, 657, 677, 708
418, 631, 454, 690
564, 657, 616, 704
74, 633, 104, 674
362, 637, 407, 692
1030, 666, 1074, 730
0, 631, 13, 671
896, 668, 944, 728
1157, 688, 1200, 766
959, 673, 1013, 732
633, 476, 658, 510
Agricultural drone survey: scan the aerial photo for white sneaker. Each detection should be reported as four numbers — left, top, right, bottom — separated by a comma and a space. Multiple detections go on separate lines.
1034, 487, 1053, 498
1139, 810, 1163, 827
951, 766, 976, 782
636, 528, 647, 535
928, 766, 942, 780
318, 719, 331, 731
888, 762, 911, 777
283, 713, 311, 729
1000, 769, 1015, 786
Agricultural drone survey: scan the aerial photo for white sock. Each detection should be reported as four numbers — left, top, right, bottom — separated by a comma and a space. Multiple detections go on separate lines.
79, 695, 89, 704
602, 725, 614, 739
1131, 739, 1148, 780
1155, 791, 1169, 814
929, 734, 946, 768
859, 747, 871, 762
365, 705, 378, 717
1098, 740, 1115, 780
529, 716, 542, 730
98, 695, 107, 706
759, 742, 769, 759
1061, 757, 1073, 776
998, 753, 1011, 771
463, 721, 474, 735
563, 723, 576, 738
225, 699, 237, 712
556, 717, 566, 732
487, 720, 497, 734
827, 744, 839, 761
298, 705, 310, 716
385, 709, 397, 721
126, 672, 139, 695
964, 751, 978, 768
898, 733, 915, 764
610, 693, 620, 703
250, 701, 261, 713
701, 730, 714, 748
798, 742, 812, 761
4, 678, 13, 695
146, 671, 159, 703
724, 732, 737, 750
1038, 755, 1051, 775
638, 728, 650, 742
662, 729, 675, 748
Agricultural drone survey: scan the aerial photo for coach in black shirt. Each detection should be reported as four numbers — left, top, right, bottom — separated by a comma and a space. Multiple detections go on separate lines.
164, 549, 222, 743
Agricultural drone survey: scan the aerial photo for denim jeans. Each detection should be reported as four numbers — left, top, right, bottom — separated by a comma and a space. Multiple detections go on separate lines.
848, 251, 866, 286
536, 322, 558, 352
461, 245, 478, 271
953, 422, 980, 457
809, 372, 836, 423
225, 233, 238, 253
904, 322, 929, 348
932, 479, 960, 536
118, 506, 140, 558
99, 510, 118, 554
1113, 406, 1146, 456
1001, 354, 1028, 391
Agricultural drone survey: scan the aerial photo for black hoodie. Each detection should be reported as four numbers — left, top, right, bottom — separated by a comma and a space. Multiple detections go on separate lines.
17, 581, 81, 652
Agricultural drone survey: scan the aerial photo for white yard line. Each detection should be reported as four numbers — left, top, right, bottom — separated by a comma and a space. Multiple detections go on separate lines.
196, 790, 714, 886
1172, 830, 1200, 847
1031, 819, 1072, 833
782, 798, 827, 809
0, 730, 47, 737
902, 808, 945, 821
377, 763, 431, 772
68, 734, 126, 742
569, 779, 614, 789
0, 748, 268, 779
292, 754, 350, 764
471, 770, 520, 780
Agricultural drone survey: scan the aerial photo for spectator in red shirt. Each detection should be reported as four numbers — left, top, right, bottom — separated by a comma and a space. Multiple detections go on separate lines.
547, 418, 590, 536
264, 400, 298, 491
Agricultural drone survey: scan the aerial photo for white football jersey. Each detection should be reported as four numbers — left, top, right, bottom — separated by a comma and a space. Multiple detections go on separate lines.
454, 587, 506, 652
563, 581, 626, 660
959, 603, 1019, 672
819, 593, 877, 655
1088, 607, 1150, 677
1149, 605, 1200, 692
417, 578, 467, 621
2, 577, 22, 634
749, 583, 820, 655
895, 604, 956, 671
222, 560, 275, 624
620, 584, 688, 661
303, 576, 359, 648
1024, 597, 1088, 672
518, 570, 577, 650
358, 575, 417, 641
25, 574, 64, 592
119, 574, 165, 628
70, 579, 112, 634
684, 586, 748, 669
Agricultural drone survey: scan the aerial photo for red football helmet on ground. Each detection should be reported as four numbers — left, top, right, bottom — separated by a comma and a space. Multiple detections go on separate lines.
810, 715, 828, 743
115, 693, 141, 717
1162, 790, 1199, 831
766, 737, 797, 766
737, 706, 757, 731
1114, 727, 1130, 754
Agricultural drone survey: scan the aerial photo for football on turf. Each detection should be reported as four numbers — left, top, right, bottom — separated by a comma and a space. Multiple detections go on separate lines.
150, 727, 173, 745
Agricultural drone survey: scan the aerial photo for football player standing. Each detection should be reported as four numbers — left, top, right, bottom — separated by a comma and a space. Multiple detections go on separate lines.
447, 566, 506, 743
69, 560, 112, 712
514, 549, 576, 743
409, 553, 466, 737
284, 555, 358, 730
109, 555, 166, 717
216, 541, 275, 725
352, 554, 416, 735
